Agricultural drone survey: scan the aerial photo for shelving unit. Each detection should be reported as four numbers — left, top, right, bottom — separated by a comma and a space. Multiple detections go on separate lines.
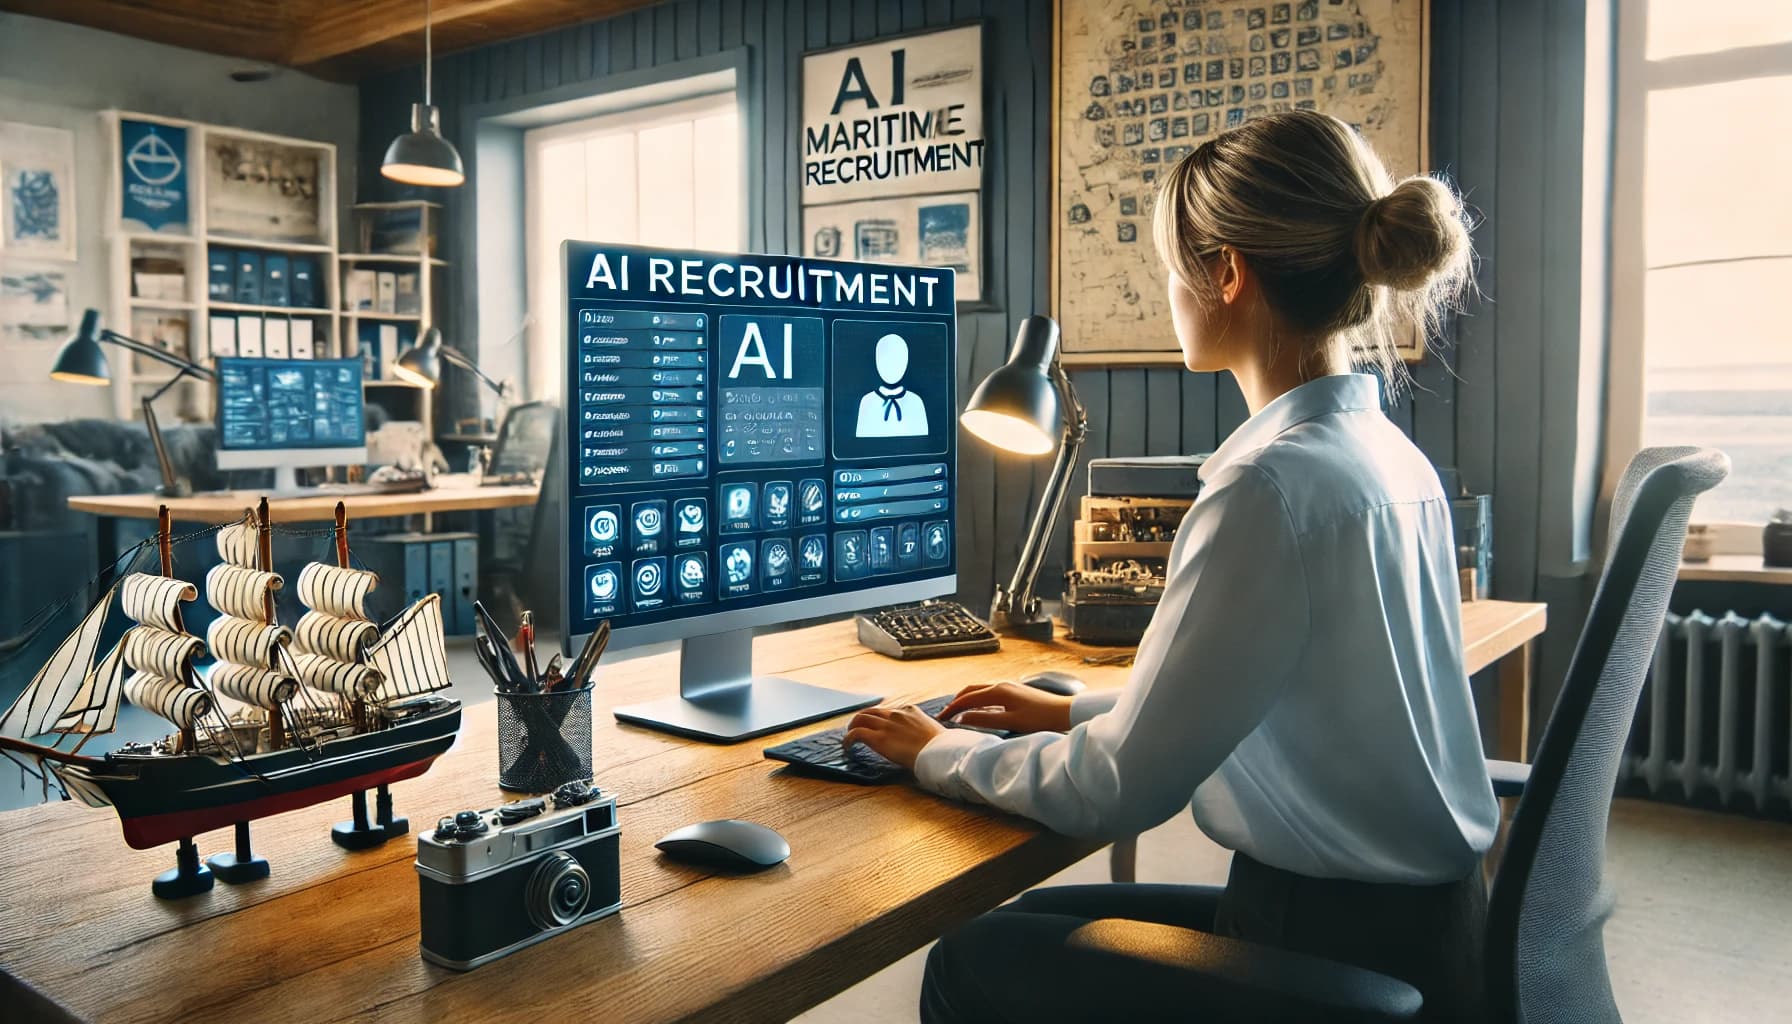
341, 200, 445, 437
102, 111, 340, 421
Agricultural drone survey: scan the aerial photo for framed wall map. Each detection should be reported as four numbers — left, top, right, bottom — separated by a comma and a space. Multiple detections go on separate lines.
1053, 0, 1429, 364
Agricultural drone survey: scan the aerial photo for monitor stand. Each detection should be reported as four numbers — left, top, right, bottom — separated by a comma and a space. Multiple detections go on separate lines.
613, 628, 879, 744
268, 466, 305, 497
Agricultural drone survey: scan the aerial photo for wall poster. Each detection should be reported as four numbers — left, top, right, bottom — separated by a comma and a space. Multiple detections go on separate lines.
205, 133, 323, 242
120, 118, 190, 235
0, 122, 77, 261
1054, 0, 1429, 363
801, 24, 987, 304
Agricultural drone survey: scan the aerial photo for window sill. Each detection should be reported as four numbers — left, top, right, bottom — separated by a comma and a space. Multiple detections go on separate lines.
1678, 555, 1792, 585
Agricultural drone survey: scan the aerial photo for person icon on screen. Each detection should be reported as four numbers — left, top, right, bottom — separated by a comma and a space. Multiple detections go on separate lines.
854, 333, 929, 438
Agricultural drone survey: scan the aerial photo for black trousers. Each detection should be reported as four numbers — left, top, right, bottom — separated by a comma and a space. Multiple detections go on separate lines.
920, 853, 1487, 1023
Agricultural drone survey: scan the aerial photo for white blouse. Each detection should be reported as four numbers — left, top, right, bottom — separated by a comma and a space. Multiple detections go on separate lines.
914, 374, 1499, 884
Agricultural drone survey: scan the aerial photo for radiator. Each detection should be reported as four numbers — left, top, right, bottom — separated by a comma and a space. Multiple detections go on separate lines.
1619, 611, 1792, 814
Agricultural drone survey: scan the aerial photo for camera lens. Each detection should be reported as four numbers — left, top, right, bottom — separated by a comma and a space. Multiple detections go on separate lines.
526, 852, 592, 930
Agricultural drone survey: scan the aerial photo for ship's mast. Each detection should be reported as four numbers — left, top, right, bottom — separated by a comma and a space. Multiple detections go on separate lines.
257, 498, 286, 750
160, 506, 198, 756
335, 501, 367, 735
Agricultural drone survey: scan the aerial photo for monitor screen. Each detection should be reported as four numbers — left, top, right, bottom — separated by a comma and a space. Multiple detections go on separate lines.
215, 357, 367, 452
560, 242, 957, 645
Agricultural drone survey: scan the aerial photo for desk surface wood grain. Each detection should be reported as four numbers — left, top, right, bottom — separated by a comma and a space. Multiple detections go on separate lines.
0, 603, 1546, 1024
65, 480, 539, 524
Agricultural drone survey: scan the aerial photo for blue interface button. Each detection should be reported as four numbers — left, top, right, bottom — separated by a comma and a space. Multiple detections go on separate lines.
673, 552, 709, 603
869, 526, 894, 574
797, 478, 827, 526
673, 497, 707, 548
897, 522, 921, 571
762, 538, 794, 590
585, 562, 623, 617
763, 481, 793, 530
923, 521, 950, 566
720, 541, 756, 598
585, 504, 622, 559
631, 500, 667, 554
631, 557, 668, 612
834, 530, 869, 582
719, 482, 757, 533
797, 534, 827, 586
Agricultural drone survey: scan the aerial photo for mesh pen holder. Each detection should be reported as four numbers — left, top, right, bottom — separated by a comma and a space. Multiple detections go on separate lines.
496, 686, 594, 793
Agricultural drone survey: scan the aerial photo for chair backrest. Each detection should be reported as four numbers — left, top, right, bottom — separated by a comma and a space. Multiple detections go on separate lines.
1483, 447, 1728, 1023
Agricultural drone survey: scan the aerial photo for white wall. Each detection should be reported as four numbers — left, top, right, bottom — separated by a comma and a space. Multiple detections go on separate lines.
0, 14, 360, 423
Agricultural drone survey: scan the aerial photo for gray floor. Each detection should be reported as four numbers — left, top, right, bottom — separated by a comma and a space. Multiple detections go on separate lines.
795, 799, 1792, 1023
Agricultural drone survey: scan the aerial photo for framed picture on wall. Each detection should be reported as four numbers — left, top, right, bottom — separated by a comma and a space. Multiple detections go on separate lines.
1052, 0, 1430, 364
800, 23, 989, 306
0, 121, 77, 261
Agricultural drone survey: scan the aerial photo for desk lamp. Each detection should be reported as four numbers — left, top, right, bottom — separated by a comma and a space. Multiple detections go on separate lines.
960, 315, 1088, 640
392, 327, 510, 396
51, 309, 216, 497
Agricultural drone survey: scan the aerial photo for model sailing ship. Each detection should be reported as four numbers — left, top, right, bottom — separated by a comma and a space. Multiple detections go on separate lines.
0, 500, 461, 899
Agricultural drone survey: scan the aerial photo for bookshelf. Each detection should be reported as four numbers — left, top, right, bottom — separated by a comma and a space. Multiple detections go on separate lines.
341, 200, 445, 436
102, 111, 341, 421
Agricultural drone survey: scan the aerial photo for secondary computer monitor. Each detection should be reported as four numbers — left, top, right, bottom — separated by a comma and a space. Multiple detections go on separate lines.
559, 241, 957, 742
214, 357, 368, 493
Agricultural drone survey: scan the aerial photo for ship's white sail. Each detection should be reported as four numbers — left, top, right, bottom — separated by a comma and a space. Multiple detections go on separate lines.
53, 641, 126, 736
203, 512, 297, 716
366, 594, 452, 705
113, 570, 213, 730
0, 580, 120, 741
124, 671, 212, 728
289, 561, 382, 705
120, 574, 195, 634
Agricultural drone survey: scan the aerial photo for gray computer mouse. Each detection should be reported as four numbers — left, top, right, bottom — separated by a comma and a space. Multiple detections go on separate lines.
655, 819, 790, 871
1021, 670, 1087, 696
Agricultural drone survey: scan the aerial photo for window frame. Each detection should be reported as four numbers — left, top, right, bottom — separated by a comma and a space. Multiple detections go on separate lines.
1604, 2, 1792, 547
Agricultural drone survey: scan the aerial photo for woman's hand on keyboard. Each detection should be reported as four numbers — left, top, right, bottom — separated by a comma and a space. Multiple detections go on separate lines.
938, 682, 1074, 735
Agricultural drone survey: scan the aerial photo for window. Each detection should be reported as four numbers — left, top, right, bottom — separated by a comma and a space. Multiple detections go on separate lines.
523, 92, 742, 400
1609, 1, 1792, 528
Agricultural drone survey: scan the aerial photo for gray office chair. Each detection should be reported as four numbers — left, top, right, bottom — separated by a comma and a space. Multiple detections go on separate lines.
1074, 446, 1727, 1022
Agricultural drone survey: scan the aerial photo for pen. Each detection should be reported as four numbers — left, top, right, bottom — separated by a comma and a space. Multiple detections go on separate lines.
569, 619, 610, 689
517, 610, 540, 689
542, 653, 564, 692
475, 601, 530, 692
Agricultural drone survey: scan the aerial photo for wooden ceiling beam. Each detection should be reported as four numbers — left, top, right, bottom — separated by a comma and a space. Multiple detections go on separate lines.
0, 0, 292, 64
284, 0, 567, 69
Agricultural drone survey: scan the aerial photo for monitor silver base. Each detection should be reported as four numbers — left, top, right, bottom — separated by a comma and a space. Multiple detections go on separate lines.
612, 628, 880, 744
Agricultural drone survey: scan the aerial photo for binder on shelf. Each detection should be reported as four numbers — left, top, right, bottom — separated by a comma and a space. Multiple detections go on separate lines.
265, 317, 291, 359
235, 251, 263, 305
395, 271, 421, 315
375, 271, 397, 314
291, 256, 318, 309
427, 539, 454, 620
236, 315, 264, 358
263, 254, 291, 307
356, 324, 381, 380
345, 269, 376, 311
354, 534, 430, 624
209, 315, 237, 359
291, 317, 316, 359
451, 534, 478, 636
208, 249, 234, 301
378, 323, 399, 377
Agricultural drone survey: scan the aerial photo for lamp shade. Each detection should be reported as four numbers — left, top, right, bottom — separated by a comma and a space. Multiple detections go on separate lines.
393, 327, 444, 388
50, 309, 111, 385
959, 315, 1064, 456
381, 103, 465, 188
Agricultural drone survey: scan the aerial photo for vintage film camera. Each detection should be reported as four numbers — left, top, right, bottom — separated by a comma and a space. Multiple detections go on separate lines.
416, 780, 621, 969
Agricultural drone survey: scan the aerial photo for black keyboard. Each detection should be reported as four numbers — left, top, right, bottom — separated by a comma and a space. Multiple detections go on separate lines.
763, 695, 1012, 784
856, 600, 1001, 660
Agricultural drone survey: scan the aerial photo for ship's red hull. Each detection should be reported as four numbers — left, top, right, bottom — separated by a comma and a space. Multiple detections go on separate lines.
118, 755, 440, 848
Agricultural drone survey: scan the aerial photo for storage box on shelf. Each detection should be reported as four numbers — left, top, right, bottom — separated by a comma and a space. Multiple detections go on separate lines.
103, 111, 340, 422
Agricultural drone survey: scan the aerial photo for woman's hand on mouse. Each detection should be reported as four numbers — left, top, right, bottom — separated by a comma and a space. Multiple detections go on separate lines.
937, 682, 1074, 735
842, 704, 946, 770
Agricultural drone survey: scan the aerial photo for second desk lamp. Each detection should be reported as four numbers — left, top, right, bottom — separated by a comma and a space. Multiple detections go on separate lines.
50, 308, 215, 497
959, 315, 1088, 640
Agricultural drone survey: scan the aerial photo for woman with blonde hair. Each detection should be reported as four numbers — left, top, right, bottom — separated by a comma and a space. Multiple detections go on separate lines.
845, 109, 1494, 1022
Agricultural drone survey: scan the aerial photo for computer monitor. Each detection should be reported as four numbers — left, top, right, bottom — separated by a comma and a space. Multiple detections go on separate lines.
214, 357, 369, 493
559, 242, 957, 742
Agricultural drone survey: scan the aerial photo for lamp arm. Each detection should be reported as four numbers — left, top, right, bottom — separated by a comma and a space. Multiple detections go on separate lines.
438, 344, 508, 396
100, 330, 217, 381
995, 362, 1087, 625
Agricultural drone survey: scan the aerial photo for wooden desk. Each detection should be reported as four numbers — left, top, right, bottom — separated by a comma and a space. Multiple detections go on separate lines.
1677, 554, 1792, 585
0, 604, 1545, 1024
66, 478, 540, 525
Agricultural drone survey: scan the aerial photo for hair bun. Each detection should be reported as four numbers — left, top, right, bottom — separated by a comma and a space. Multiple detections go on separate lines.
1354, 176, 1470, 291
